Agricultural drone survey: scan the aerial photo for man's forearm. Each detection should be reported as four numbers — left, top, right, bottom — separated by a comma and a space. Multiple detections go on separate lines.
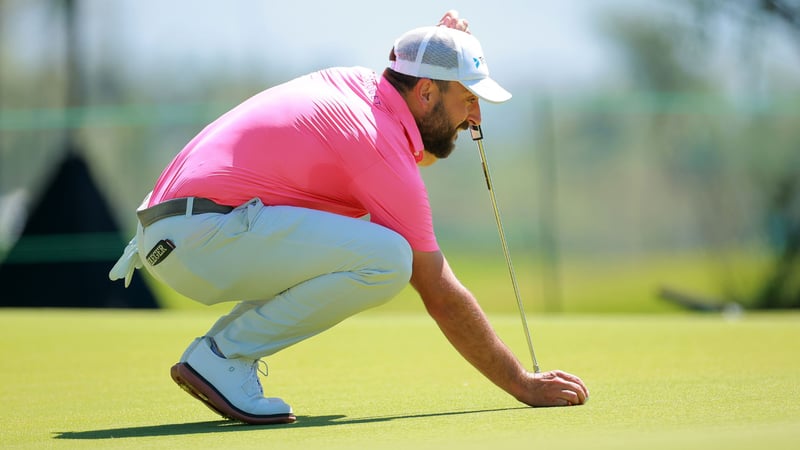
423, 283, 529, 400
410, 251, 528, 400
410, 250, 589, 407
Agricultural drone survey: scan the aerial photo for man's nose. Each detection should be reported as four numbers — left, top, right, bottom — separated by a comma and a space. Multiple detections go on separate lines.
468, 101, 482, 126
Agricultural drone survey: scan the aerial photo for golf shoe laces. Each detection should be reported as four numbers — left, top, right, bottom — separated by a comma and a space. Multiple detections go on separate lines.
243, 359, 269, 397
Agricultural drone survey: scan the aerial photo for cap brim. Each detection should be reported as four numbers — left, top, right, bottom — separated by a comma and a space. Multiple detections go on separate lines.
461, 77, 512, 104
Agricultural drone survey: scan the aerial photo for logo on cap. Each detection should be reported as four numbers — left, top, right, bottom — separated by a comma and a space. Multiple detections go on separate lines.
473, 56, 485, 69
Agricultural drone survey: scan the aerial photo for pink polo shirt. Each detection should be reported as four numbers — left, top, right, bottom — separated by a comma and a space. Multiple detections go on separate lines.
148, 66, 438, 252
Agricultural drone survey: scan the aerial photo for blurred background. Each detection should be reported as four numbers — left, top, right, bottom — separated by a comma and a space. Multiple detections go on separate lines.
1, 0, 798, 312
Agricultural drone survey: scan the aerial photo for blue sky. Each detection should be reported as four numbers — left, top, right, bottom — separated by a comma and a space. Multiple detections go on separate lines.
6, 0, 798, 94
85, 0, 645, 90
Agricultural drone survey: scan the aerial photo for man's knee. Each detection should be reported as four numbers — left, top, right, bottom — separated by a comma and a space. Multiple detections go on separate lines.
360, 230, 412, 300
383, 230, 413, 282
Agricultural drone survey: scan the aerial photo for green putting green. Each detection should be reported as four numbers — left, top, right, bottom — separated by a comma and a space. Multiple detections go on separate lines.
2, 309, 798, 449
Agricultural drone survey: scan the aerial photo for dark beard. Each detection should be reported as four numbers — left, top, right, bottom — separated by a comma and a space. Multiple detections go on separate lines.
416, 100, 468, 159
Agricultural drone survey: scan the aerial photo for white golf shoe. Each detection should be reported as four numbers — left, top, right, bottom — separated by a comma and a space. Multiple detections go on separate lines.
170, 337, 296, 424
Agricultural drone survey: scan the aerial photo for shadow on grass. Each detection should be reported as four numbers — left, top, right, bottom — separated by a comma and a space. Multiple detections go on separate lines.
53, 407, 529, 440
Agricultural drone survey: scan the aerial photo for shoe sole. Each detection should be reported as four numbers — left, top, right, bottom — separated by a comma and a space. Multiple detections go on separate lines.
170, 362, 296, 425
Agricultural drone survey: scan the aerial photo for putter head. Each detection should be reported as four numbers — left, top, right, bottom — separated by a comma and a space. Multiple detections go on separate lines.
470, 125, 483, 141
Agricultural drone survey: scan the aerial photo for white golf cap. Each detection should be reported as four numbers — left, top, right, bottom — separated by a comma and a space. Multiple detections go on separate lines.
390, 26, 512, 104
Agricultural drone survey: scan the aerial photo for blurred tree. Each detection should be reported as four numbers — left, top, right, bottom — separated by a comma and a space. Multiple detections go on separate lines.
695, 0, 800, 308
748, 0, 800, 308
601, 0, 800, 308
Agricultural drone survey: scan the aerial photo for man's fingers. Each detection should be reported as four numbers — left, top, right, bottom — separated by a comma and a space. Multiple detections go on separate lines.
438, 10, 459, 26
527, 369, 590, 408
437, 10, 470, 33
553, 370, 590, 400
539, 370, 589, 406
562, 385, 586, 405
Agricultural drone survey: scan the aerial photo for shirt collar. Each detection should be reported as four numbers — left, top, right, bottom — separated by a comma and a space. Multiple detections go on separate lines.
376, 74, 424, 162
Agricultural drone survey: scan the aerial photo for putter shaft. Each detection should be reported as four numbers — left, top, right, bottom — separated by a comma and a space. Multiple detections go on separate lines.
470, 125, 541, 373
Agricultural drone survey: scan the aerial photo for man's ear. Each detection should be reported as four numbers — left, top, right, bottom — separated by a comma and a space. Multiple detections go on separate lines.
412, 79, 438, 112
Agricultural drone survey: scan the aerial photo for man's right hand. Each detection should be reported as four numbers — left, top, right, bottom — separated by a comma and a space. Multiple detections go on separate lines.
514, 370, 590, 407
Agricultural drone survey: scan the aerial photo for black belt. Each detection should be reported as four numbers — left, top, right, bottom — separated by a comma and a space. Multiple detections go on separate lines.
137, 197, 234, 227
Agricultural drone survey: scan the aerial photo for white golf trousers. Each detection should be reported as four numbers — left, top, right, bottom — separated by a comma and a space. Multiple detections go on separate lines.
137, 197, 413, 359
